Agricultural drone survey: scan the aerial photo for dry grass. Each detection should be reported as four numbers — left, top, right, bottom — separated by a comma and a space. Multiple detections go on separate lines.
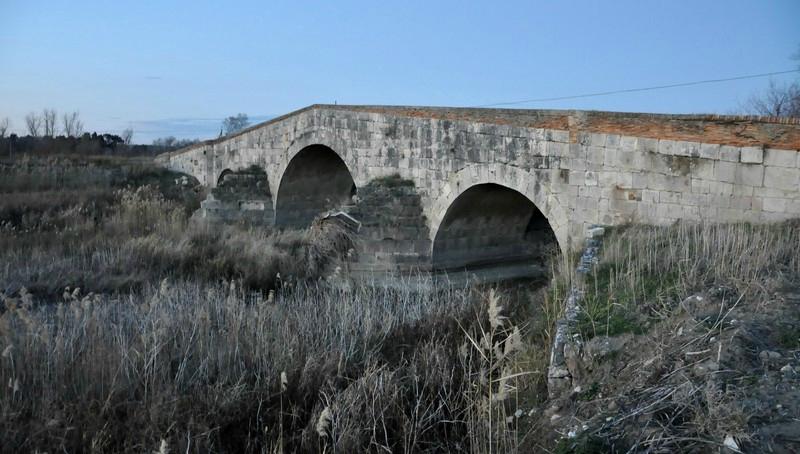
0, 153, 560, 453
0, 277, 550, 453
573, 222, 800, 340
549, 221, 800, 453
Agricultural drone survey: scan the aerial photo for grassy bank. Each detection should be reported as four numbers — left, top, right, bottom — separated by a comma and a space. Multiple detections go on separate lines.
549, 221, 800, 453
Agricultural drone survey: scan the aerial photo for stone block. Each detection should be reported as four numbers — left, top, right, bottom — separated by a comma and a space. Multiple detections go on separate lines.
614, 151, 636, 170
550, 129, 570, 143
547, 141, 569, 157
707, 194, 732, 208
674, 141, 700, 157
584, 171, 598, 186
603, 148, 618, 168
658, 139, 676, 156
691, 178, 710, 194
692, 160, 715, 180
754, 186, 794, 198
764, 148, 797, 168
735, 165, 764, 187
647, 174, 691, 192
729, 197, 754, 210
682, 193, 709, 206
698, 143, 720, 160
631, 172, 649, 188
578, 186, 597, 198
787, 199, 800, 215
589, 133, 607, 147
619, 136, 637, 152
659, 191, 682, 204
714, 160, 736, 183
719, 146, 740, 162
605, 134, 621, 148
708, 181, 734, 195
567, 143, 586, 159
642, 189, 659, 203
598, 171, 618, 187
762, 197, 788, 213
763, 166, 799, 191
732, 184, 754, 197
587, 146, 605, 164
636, 138, 659, 154
740, 146, 764, 164
657, 202, 685, 220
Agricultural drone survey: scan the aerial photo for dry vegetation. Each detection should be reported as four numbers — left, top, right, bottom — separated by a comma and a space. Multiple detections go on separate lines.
0, 154, 559, 453
547, 222, 800, 453
2, 153, 798, 453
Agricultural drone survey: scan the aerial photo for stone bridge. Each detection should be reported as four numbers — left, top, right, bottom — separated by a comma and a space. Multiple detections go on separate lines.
156, 105, 800, 279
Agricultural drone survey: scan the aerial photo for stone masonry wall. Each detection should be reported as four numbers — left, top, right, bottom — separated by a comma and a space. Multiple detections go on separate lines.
156, 105, 800, 260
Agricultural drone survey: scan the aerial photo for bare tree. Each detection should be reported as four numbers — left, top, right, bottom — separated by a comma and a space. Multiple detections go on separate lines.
222, 113, 250, 136
25, 112, 42, 137
742, 45, 800, 118
42, 109, 58, 136
0, 117, 10, 138
152, 136, 177, 148
121, 128, 134, 145
62, 111, 84, 137
743, 80, 800, 118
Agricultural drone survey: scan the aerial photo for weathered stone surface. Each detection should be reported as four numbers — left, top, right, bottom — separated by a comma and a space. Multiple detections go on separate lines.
741, 146, 764, 164
157, 105, 800, 274
764, 148, 797, 168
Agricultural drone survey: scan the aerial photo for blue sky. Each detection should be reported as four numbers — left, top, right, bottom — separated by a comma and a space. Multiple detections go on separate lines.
1, 0, 798, 143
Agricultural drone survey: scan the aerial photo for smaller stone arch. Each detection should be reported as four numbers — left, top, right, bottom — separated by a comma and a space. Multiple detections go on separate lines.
217, 168, 234, 187
199, 165, 274, 225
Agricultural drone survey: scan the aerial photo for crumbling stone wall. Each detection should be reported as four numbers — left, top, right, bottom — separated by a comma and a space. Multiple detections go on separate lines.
196, 166, 273, 225
346, 175, 430, 275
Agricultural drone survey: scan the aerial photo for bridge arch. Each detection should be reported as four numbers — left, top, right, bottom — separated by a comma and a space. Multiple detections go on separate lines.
429, 164, 569, 276
217, 168, 234, 186
274, 144, 356, 228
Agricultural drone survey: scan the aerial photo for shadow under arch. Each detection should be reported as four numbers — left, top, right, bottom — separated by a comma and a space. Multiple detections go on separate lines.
431, 183, 558, 280
274, 144, 356, 228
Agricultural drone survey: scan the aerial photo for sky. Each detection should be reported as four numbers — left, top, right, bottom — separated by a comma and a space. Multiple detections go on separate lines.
1, 0, 798, 144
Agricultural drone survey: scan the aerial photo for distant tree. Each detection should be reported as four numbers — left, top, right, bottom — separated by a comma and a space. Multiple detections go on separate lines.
743, 80, 800, 118
42, 109, 58, 136
122, 128, 134, 145
152, 136, 177, 148
175, 138, 200, 147
222, 113, 250, 135
62, 111, 84, 137
742, 45, 800, 118
0, 117, 9, 138
25, 112, 42, 136
152, 136, 199, 149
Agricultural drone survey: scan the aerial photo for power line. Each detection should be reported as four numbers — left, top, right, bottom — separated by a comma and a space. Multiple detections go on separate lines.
472, 69, 800, 108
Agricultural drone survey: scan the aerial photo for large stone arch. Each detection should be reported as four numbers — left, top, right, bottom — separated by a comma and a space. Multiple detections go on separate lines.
274, 143, 357, 228
429, 164, 570, 257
